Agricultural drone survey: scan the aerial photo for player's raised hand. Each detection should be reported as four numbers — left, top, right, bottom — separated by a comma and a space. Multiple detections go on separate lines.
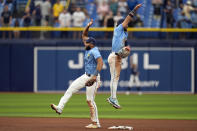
87, 19, 93, 27
82, 19, 93, 39
134, 4, 142, 11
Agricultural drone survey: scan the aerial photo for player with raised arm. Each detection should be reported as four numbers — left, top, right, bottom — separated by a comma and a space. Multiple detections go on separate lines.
51, 19, 103, 128
107, 4, 142, 109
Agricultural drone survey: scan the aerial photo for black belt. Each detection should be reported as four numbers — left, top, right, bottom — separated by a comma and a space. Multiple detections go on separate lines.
115, 53, 119, 56
86, 73, 98, 77
86, 73, 91, 77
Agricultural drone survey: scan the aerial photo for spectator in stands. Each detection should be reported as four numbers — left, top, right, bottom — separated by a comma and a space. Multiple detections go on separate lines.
68, 2, 76, 14
113, 10, 123, 26
59, 9, 72, 28
104, 10, 114, 38
118, 0, 128, 16
164, 0, 174, 28
39, 0, 52, 39
97, 1, 109, 26
177, 2, 184, 12
176, 2, 184, 24
177, 11, 190, 39
177, 11, 190, 28
13, 18, 20, 39
53, 0, 64, 19
1, 5, 12, 39
191, 10, 197, 28
194, 0, 197, 7
183, 0, 195, 19
110, 0, 118, 15
152, 0, 163, 20
75, 0, 85, 7
179, 0, 184, 7
191, 9, 197, 38
41, 0, 52, 26
0, 0, 4, 18
6, 0, 13, 13
72, 7, 85, 39
104, 11, 114, 27
23, 7, 32, 27
22, 7, 32, 38
33, 4, 42, 26
96, 0, 106, 6
72, 7, 86, 27
59, 8, 72, 38
171, 0, 182, 8
164, 0, 174, 39
52, 17, 60, 38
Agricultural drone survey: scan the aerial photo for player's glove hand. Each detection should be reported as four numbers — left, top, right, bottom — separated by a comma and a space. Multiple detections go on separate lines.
85, 76, 97, 87
117, 46, 131, 58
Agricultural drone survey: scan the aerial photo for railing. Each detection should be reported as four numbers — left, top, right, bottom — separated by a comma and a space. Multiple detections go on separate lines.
0, 27, 196, 40
0, 27, 197, 32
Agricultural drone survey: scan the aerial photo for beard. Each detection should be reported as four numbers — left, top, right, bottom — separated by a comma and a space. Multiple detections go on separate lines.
85, 46, 91, 50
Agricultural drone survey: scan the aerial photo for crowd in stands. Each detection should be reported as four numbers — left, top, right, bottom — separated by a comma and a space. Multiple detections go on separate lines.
152, 0, 197, 28
0, 0, 196, 39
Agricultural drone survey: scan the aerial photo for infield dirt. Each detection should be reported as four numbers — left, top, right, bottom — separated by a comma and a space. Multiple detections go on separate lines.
0, 117, 197, 131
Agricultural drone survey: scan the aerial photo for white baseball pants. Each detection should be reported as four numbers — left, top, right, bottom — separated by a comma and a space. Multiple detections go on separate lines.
57, 74, 100, 125
108, 52, 122, 99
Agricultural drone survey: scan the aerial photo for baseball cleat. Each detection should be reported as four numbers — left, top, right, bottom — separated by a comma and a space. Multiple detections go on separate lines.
50, 104, 62, 115
85, 123, 101, 128
107, 97, 121, 109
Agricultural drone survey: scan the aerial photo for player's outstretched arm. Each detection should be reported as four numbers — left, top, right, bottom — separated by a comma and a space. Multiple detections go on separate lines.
122, 4, 142, 28
82, 19, 93, 41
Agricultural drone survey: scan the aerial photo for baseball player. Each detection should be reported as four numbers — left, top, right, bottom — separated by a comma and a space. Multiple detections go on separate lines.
130, 64, 142, 95
51, 19, 103, 129
128, 54, 141, 95
107, 4, 142, 109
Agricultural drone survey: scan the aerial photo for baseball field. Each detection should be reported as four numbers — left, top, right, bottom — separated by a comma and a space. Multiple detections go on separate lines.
0, 93, 197, 131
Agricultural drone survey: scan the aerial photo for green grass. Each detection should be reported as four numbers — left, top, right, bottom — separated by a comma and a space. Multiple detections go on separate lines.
0, 93, 197, 120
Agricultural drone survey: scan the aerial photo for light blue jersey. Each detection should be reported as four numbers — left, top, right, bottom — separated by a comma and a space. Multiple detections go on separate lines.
112, 24, 128, 53
85, 47, 101, 75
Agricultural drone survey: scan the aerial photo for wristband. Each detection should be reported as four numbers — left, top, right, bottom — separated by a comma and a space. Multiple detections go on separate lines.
129, 12, 134, 17
129, 9, 136, 18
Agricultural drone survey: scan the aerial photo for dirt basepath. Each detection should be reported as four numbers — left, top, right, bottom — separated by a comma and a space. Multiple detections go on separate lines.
0, 117, 196, 131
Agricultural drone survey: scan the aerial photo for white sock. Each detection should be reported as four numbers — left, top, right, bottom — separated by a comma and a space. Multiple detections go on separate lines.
110, 79, 118, 99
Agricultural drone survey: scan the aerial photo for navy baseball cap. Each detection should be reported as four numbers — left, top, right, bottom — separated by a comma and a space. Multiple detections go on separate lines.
86, 37, 96, 45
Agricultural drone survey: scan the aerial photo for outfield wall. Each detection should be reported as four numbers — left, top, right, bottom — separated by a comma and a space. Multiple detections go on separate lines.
0, 39, 196, 93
